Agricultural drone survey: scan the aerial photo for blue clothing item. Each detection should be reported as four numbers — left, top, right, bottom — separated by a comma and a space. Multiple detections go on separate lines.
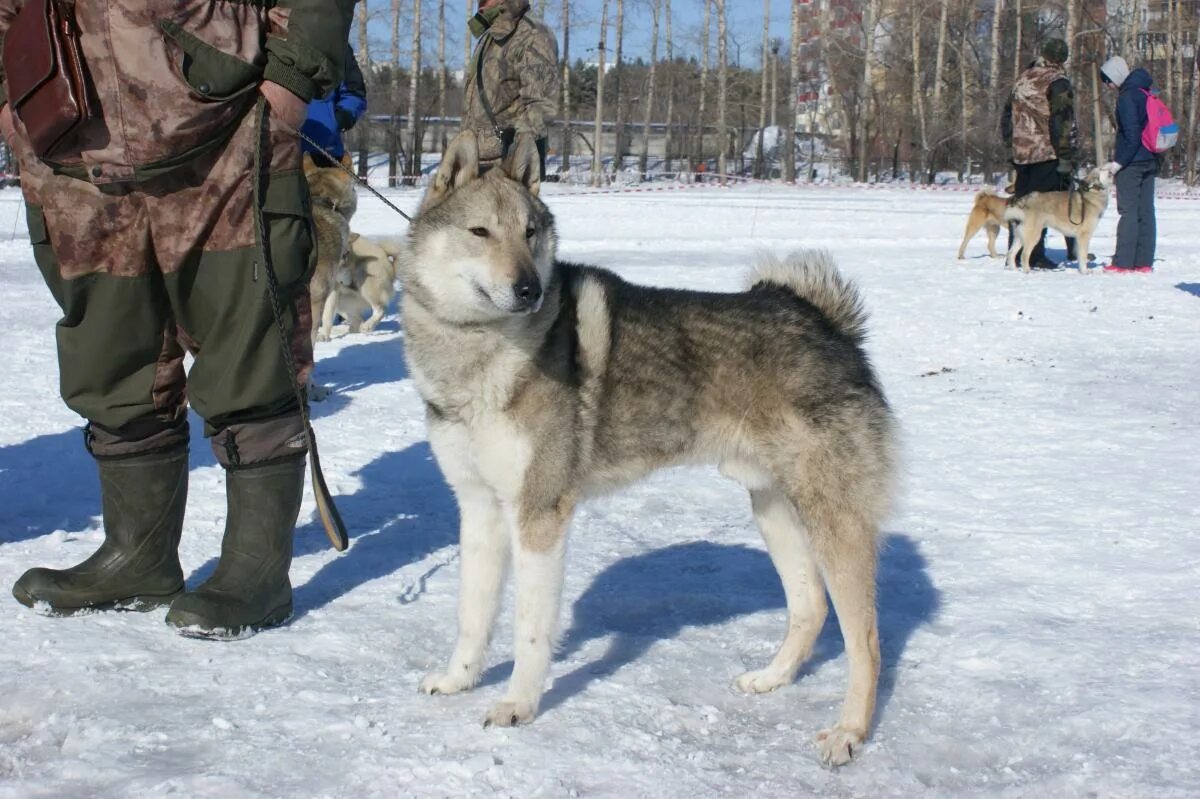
300, 84, 367, 160
1113, 68, 1157, 168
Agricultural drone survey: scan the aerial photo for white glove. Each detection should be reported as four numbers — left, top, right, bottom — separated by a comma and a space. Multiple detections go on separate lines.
1106, 161, 1122, 174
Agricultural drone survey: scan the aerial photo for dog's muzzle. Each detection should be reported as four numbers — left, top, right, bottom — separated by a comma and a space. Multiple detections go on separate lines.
511, 275, 543, 313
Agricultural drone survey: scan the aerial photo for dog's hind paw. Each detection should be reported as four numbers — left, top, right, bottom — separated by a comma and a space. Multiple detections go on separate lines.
734, 668, 791, 694
483, 700, 537, 728
419, 670, 477, 696
816, 725, 865, 767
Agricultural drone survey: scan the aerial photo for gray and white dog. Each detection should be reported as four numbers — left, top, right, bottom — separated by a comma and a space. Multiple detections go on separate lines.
401, 131, 897, 766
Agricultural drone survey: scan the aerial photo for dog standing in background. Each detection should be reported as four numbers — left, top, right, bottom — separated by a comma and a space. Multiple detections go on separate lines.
1005, 166, 1115, 273
402, 131, 897, 767
302, 152, 359, 343
334, 234, 404, 333
957, 187, 1011, 259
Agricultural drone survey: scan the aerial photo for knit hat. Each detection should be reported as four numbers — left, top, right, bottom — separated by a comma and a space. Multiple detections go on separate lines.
1100, 56, 1131, 87
1041, 38, 1069, 64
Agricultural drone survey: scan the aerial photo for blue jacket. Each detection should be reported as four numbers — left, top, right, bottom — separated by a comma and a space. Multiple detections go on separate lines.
1114, 68, 1157, 167
301, 45, 367, 160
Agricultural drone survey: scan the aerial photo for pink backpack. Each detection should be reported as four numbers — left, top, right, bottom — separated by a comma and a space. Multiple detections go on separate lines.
1140, 89, 1179, 152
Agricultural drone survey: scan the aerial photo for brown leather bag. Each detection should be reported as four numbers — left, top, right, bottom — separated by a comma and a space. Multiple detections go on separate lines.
2, 0, 96, 158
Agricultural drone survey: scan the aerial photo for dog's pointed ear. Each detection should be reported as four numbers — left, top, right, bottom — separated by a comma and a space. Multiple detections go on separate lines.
423, 131, 481, 210
340, 152, 354, 170
501, 133, 542, 197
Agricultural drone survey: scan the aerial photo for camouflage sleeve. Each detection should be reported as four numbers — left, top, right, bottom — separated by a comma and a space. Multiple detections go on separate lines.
1047, 77, 1078, 164
0, 0, 25, 106
264, 0, 356, 103
512, 24, 559, 138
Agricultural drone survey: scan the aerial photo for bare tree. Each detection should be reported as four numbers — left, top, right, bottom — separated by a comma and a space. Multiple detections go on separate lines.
357, 0, 372, 179
755, 0, 770, 179
559, 0, 571, 176
464, 0, 472, 72
694, 0, 711, 171
407, 0, 422, 182
592, 0, 609, 186
638, 0, 661, 179
716, 0, 728, 180
387, 0, 404, 188
611, 0, 626, 178
784, 0, 800, 182
437, 0, 447, 152
663, 0, 676, 174
986, 0, 1004, 181
857, 0, 880, 182
1188, 10, 1200, 185
913, 1, 929, 181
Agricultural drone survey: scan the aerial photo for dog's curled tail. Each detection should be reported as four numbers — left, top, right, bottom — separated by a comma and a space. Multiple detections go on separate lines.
752, 250, 868, 343
975, 187, 999, 200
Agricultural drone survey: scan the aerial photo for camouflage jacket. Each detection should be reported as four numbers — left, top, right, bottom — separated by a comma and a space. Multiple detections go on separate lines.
1002, 58, 1079, 166
464, 0, 559, 162
0, 0, 354, 183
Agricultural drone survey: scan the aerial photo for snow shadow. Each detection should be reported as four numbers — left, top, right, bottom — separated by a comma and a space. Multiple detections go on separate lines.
311, 334, 408, 397
1176, 282, 1200, 299
522, 533, 937, 718
287, 441, 457, 619
0, 412, 216, 546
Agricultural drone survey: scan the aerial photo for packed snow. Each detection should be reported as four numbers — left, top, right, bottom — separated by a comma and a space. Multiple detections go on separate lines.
1, 181, 1198, 797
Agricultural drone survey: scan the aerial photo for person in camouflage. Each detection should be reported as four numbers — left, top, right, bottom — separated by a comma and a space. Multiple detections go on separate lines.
464, 0, 559, 176
0, 0, 354, 638
1002, 38, 1080, 269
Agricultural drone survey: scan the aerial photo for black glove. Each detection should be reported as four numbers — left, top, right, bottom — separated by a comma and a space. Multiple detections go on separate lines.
1055, 159, 1075, 177
335, 107, 357, 132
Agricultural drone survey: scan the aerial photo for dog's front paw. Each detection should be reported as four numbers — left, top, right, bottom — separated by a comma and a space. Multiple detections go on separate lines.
309, 383, 331, 402
419, 669, 477, 696
315, 330, 332, 343
360, 319, 379, 333
816, 725, 865, 767
734, 668, 790, 695
483, 700, 537, 728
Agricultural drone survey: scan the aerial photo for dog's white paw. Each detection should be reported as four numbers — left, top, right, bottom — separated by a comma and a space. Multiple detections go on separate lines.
360, 319, 379, 333
419, 670, 477, 696
816, 725, 865, 767
734, 668, 790, 694
309, 383, 331, 402
483, 700, 537, 728
315, 330, 332, 343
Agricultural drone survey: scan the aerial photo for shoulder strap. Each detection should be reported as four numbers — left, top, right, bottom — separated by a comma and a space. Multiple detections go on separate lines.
474, 34, 503, 139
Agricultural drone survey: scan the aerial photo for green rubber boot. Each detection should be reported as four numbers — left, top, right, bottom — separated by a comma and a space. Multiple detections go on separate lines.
12, 446, 188, 614
165, 456, 305, 640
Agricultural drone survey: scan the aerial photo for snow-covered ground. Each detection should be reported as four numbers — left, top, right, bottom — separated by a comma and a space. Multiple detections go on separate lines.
1, 183, 1198, 797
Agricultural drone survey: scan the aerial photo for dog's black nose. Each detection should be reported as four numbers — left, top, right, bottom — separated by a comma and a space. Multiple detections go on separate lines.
513, 276, 542, 309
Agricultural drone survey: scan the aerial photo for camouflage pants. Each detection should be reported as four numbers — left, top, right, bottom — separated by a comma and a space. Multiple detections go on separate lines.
18, 108, 314, 467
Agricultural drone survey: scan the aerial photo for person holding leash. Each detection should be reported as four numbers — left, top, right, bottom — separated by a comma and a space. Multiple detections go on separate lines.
1002, 38, 1080, 270
0, 0, 354, 638
301, 43, 367, 168
464, 0, 559, 176
1099, 56, 1158, 274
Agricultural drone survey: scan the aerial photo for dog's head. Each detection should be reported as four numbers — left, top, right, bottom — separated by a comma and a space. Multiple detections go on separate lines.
1082, 165, 1116, 192
405, 131, 558, 323
303, 152, 359, 220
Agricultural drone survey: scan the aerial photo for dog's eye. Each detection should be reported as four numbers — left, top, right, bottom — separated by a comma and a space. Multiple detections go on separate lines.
525, 226, 536, 239
469, 227, 489, 238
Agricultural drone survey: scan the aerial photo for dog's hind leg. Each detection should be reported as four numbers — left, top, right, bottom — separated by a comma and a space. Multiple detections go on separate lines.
421, 485, 511, 696
734, 487, 828, 694
957, 208, 984, 259
484, 511, 570, 727
786, 477, 881, 767
985, 222, 1000, 258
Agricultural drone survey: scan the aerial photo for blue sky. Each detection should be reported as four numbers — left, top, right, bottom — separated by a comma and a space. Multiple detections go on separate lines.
362, 0, 794, 71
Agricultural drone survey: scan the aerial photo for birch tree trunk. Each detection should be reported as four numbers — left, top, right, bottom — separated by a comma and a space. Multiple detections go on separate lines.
357, 0, 371, 179
437, 0, 447, 152
407, 0, 422, 182
716, 0, 727, 181
611, 0, 626, 178
1013, 0, 1022, 83
1165, 0, 1174, 130
1187, 12, 1200, 185
388, 0, 403, 187
986, 0, 1003, 182
783, 0, 799, 182
755, 0, 769, 179
663, 0, 675, 175
856, 0, 879, 183
695, 0, 710, 173
464, 0, 472, 74
929, 0, 950, 179
638, 0, 660, 179
959, 4, 970, 182
559, 0, 571, 176
591, 0, 609, 186
1065, 0, 1076, 74
913, 2, 928, 182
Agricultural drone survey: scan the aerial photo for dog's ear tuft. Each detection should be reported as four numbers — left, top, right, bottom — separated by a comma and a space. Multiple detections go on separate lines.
502, 134, 542, 197
424, 131, 481, 211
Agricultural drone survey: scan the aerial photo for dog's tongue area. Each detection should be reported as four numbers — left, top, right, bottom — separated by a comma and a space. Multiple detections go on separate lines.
0, 183, 1194, 795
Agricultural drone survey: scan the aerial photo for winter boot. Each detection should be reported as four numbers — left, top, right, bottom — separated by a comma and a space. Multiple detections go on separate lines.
12, 445, 188, 613
165, 456, 305, 640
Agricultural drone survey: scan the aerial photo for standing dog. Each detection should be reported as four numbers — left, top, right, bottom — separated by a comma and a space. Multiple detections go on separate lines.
302, 153, 359, 342
1005, 166, 1114, 273
333, 233, 404, 333
402, 131, 896, 766
957, 187, 1010, 259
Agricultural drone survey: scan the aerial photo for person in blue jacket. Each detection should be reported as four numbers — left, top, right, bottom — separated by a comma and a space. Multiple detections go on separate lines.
301, 44, 367, 167
1100, 56, 1158, 274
